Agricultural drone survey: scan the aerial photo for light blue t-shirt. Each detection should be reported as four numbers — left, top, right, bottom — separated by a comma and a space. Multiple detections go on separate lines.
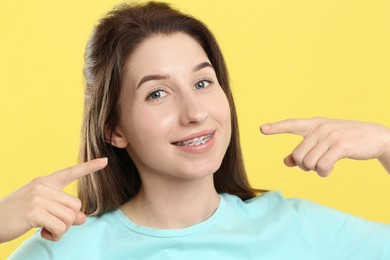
10, 191, 390, 259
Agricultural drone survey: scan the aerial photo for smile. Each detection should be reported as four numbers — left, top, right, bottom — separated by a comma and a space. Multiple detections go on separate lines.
173, 132, 214, 147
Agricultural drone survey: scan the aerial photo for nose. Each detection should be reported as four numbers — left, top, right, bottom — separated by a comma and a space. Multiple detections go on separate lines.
179, 93, 208, 125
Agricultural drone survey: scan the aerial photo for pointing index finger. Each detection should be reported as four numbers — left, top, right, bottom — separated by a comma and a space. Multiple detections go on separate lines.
44, 158, 108, 190
260, 118, 315, 136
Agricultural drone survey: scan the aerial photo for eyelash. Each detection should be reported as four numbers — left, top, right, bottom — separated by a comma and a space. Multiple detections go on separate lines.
145, 77, 214, 102
146, 87, 169, 101
193, 78, 213, 90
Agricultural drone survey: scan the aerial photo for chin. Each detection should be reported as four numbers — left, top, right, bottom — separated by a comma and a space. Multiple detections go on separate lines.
175, 160, 222, 180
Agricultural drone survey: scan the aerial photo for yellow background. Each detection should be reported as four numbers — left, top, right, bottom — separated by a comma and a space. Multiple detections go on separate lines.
1, 0, 389, 257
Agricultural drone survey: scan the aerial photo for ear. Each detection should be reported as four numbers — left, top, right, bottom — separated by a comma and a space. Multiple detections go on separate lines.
105, 125, 128, 148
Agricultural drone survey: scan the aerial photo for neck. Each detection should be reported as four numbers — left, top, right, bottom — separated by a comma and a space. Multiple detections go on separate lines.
120, 174, 220, 229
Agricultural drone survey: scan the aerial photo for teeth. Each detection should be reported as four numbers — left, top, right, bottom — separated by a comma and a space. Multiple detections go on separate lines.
176, 133, 213, 146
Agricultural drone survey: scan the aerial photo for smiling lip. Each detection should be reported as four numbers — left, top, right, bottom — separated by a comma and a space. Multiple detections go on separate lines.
171, 130, 215, 144
171, 130, 216, 154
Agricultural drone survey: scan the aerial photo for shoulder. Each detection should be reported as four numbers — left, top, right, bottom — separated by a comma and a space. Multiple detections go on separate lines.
222, 191, 390, 258
223, 190, 356, 219
222, 191, 390, 237
9, 210, 121, 260
58, 209, 120, 244
8, 232, 53, 260
221, 190, 329, 218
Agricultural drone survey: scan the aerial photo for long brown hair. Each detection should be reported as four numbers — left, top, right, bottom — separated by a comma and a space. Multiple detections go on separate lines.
79, 1, 266, 216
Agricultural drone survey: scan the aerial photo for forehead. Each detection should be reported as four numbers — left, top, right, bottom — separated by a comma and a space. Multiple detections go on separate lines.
124, 32, 210, 79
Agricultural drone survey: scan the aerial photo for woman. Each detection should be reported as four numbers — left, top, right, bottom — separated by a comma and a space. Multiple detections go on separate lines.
5, 1, 390, 259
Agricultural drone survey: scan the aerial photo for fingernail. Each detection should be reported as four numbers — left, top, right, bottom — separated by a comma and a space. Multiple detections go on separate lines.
96, 157, 108, 164
260, 124, 272, 131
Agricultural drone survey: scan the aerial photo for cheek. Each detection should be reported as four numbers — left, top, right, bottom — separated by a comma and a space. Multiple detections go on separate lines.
124, 105, 177, 147
207, 89, 232, 146
212, 90, 231, 127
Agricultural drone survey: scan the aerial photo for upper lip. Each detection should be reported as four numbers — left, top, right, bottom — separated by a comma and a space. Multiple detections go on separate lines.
171, 130, 215, 144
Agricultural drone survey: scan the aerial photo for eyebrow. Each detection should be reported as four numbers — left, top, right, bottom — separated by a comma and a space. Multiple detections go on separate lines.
136, 61, 213, 89
137, 74, 169, 89
193, 61, 213, 73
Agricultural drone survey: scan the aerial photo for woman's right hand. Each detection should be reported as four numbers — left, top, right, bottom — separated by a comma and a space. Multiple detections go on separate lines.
0, 158, 107, 243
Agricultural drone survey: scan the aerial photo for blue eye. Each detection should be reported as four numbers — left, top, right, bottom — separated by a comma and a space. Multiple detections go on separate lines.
193, 79, 211, 90
147, 89, 168, 101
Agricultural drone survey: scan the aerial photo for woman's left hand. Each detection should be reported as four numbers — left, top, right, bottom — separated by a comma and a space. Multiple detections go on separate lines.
260, 117, 390, 177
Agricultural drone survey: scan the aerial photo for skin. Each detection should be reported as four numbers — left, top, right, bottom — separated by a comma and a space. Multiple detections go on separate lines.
1, 37, 390, 243
260, 117, 390, 176
1, 118, 389, 242
111, 33, 231, 228
112, 33, 231, 181
0, 158, 107, 243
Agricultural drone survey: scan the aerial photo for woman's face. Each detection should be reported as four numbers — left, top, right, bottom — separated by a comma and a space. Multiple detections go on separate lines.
114, 32, 231, 181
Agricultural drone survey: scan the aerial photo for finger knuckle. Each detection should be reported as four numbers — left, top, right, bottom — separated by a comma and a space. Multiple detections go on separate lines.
67, 165, 78, 177
52, 222, 67, 237
73, 198, 82, 211
30, 176, 46, 185
311, 116, 326, 122
317, 122, 332, 134
333, 140, 349, 155
67, 197, 82, 212
292, 151, 304, 164
26, 205, 42, 223
302, 157, 316, 170
317, 161, 332, 175
63, 213, 77, 227
64, 204, 80, 223
328, 131, 342, 142
28, 183, 46, 195
29, 194, 44, 206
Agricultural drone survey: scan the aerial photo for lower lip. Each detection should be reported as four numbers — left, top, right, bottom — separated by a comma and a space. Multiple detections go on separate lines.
173, 133, 216, 154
